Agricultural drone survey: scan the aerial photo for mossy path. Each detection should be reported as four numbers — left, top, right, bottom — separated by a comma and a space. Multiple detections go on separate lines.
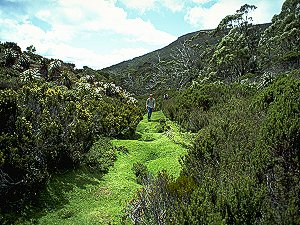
36, 111, 187, 224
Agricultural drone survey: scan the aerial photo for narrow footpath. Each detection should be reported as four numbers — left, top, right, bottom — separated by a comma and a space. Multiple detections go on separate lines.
37, 111, 187, 224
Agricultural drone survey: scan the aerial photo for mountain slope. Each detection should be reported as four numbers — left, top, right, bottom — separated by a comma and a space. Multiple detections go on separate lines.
101, 23, 270, 95
102, 29, 214, 72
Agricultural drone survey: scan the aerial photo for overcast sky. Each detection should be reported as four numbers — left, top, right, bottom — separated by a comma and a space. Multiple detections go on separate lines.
0, 0, 285, 69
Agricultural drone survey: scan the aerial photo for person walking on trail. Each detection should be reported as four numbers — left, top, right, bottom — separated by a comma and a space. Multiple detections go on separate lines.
146, 94, 156, 121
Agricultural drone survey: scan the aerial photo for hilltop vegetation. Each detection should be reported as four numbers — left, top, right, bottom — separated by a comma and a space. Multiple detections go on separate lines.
102, 20, 271, 95
103, 0, 299, 98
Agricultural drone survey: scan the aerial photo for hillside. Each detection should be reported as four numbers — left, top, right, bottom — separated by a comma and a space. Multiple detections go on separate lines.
102, 29, 214, 72
101, 29, 220, 95
102, 23, 271, 95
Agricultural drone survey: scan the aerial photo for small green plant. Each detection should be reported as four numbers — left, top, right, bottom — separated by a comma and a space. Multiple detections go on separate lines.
116, 145, 129, 154
57, 209, 76, 219
139, 133, 155, 142
83, 137, 117, 172
155, 118, 167, 133
132, 162, 149, 184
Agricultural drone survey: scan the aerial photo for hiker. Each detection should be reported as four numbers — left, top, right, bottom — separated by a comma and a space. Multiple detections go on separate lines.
146, 94, 156, 121
163, 93, 169, 100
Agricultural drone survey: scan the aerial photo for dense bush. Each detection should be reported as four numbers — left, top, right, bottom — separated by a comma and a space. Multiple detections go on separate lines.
132, 162, 149, 185
82, 137, 118, 172
126, 1, 299, 223
0, 43, 143, 215
128, 72, 300, 224
162, 82, 254, 132
258, 0, 300, 72
254, 72, 300, 223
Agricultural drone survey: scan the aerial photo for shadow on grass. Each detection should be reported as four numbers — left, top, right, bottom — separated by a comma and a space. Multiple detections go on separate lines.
1, 168, 106, 224
132, 132, 143, 140
148, 119, 160, 122
28, 167, 106, 220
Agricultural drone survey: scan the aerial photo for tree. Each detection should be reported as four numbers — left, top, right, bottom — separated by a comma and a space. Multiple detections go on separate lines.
3, 42, 21, 54
258, 0, 300, 72
153, 40, 199, 90
26, 45, 36, 54
3, 48, 19, 67
210, 4, 260, 81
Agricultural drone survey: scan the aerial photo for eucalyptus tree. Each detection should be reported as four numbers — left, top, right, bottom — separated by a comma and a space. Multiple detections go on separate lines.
154, 40, 198, 90
209, 4, 262, 82
258, 0, 300, 72
48, 59, 62, 79
170, 41, 199, 89
26, 45, 36, 54
16, 53, 30, 71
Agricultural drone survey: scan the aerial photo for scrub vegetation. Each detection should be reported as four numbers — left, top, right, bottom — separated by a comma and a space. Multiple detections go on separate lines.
1, 0, 300, 224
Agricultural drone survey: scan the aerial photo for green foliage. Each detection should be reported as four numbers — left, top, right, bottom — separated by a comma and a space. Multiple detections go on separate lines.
101, 0, 298, 96
102, 29, 221, 95
127, 171, 177, 224
129, 70, 300, 224
3, 48, 19, 67
258, 0, 300, 72
0, 89, 18, 133
26, 45, 36, 54
132, 162, 149, 184
166, 175, 197, 200
83, 137, 117, 172
29, 112, 184, 224
209, 4, 264, 81
255, 73, 300, 223
48, 59, 62, 79
0, 42, 143, 218
178, 114, 266, 223
1, 1, 300, 223
162, 83, 255, 132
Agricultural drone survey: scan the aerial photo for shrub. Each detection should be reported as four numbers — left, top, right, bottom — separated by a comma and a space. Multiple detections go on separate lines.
0, 89, 18, 133
0, 80, 142, 214
83, 137, 117, 172
129, 82, 270, 224
255, 73, 300, 223
162, 83, 255, 132
132, 162, 149, 185
127, 171, 178, 224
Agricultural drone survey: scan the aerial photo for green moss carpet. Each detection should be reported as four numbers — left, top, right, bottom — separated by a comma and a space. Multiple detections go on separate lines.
36, 111, 187, 224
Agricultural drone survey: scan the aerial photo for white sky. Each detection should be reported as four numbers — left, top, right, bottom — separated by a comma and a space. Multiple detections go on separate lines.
0, 0, 285, 69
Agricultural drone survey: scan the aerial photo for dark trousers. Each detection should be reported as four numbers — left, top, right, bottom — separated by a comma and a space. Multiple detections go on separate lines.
147, 107, 153, 120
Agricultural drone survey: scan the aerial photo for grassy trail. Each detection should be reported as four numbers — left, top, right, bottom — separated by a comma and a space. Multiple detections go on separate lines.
36, 111, 187, 224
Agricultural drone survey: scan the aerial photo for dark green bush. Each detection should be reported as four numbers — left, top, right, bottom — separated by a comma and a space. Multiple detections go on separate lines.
126, 171, 179, 224
83, 137, 117, 172
162, 83, 255, 132
255, 73, 300, 223
128, 72, 300, 224
132, 162, 149, 185
0, 89, 17, 133
0, 78, 142, 215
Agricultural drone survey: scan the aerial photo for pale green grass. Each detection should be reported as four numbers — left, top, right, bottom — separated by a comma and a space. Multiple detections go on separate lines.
36, 111, 187, 225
